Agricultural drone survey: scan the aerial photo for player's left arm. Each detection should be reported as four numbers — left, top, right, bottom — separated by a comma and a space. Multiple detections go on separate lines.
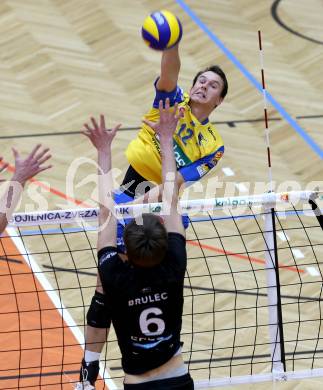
77, 272, 111, 388
85, 273, 110, 351
82, 115, 121, 251
178, 144, 225, 183
143, 98, 184, 234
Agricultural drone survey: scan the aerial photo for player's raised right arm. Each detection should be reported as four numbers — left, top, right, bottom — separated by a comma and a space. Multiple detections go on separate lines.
82, 115, 121, 251
156, 44, 181, 92
143, 98, 184, 235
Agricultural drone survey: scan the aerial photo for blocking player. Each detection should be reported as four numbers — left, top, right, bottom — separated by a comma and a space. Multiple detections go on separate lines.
0, 145, 52, 234
75, 99, 194, 389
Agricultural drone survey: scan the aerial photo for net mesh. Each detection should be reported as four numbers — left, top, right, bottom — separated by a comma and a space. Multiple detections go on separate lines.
0, 196, 322, 389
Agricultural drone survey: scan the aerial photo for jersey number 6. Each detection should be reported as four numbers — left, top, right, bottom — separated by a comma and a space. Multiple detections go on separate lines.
139, 307, 165, 336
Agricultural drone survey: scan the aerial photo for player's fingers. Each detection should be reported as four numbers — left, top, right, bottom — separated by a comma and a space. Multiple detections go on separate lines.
100, 115, 106, 131
142, 119, 155, 128
81, 130, 92, 138
158, 99, 164, 112
34, 147, 50, 161
165, 97, 170, 111
91, 117, 99, 131
37, 154, 52, 165
12, 147, 19, 160
111, 123, 122, 133
29, 144, 42, 159
173, 102, 179, 116
83, 124, 94, 134
0, 162, 9, 173
36, 164, 53, 174
81, 130, 91, 139
174, 103, 182, 121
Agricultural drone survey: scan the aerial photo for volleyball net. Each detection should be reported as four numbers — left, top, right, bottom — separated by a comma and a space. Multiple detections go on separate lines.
0, 191, 322, 389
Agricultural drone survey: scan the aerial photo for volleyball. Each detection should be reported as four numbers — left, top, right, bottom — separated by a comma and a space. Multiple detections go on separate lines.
141, 10, 183, 51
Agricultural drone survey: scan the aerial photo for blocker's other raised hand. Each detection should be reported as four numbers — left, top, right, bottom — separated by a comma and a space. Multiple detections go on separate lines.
12, 145, 52, 185
82, 115, 121, 151
143, 98, 183, 140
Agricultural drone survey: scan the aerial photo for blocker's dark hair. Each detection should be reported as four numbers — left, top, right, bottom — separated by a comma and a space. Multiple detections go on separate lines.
192, 65, 228, 99
123, 214, 168, 267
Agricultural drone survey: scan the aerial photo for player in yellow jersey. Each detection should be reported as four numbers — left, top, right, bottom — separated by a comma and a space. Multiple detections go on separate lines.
119, 43, 227, 202
84, 43, 228, 251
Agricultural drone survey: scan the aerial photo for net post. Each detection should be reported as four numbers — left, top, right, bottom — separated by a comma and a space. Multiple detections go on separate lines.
263, 204, 287, 380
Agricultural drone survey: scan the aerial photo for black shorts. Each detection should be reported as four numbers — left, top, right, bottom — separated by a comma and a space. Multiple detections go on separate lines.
121, 165, 153, 198
123, 373, 194, 390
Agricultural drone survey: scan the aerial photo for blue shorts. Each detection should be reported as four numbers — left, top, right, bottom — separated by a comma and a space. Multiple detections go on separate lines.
114, 191, 189, 254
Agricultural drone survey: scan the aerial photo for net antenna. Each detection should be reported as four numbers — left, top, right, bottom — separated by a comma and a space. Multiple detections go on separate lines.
258, 30, 287, 380
258, 30, 273, 193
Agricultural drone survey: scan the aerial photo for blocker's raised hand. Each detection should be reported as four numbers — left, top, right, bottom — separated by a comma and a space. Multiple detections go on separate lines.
12, 145, 52, 185
82, 115, 121, 151
143, 98, 183, 140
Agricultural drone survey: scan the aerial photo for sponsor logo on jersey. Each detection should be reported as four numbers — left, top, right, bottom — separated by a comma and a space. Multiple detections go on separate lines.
173, 141, 191, 168
132, 334, 172, 347
151, 134, 161, 153
174, 151, 185, 167
197, 165, 208, 177
207, 127, 217, 141
197, 132, 207, 146
128, 292, 168, 306
212, 151, 223, 164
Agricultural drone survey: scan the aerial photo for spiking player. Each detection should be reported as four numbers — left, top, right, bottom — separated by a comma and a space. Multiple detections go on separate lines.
75, 99, 194, 389
118, 43, 228, 203
84, 42, 228, 248
0, 145, 52, 234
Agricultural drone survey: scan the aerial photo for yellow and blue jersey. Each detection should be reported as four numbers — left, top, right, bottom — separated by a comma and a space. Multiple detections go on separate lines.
125, 80, 224, 184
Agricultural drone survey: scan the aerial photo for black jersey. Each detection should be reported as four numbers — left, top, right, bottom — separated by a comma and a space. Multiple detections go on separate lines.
98, 232, 186, 375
